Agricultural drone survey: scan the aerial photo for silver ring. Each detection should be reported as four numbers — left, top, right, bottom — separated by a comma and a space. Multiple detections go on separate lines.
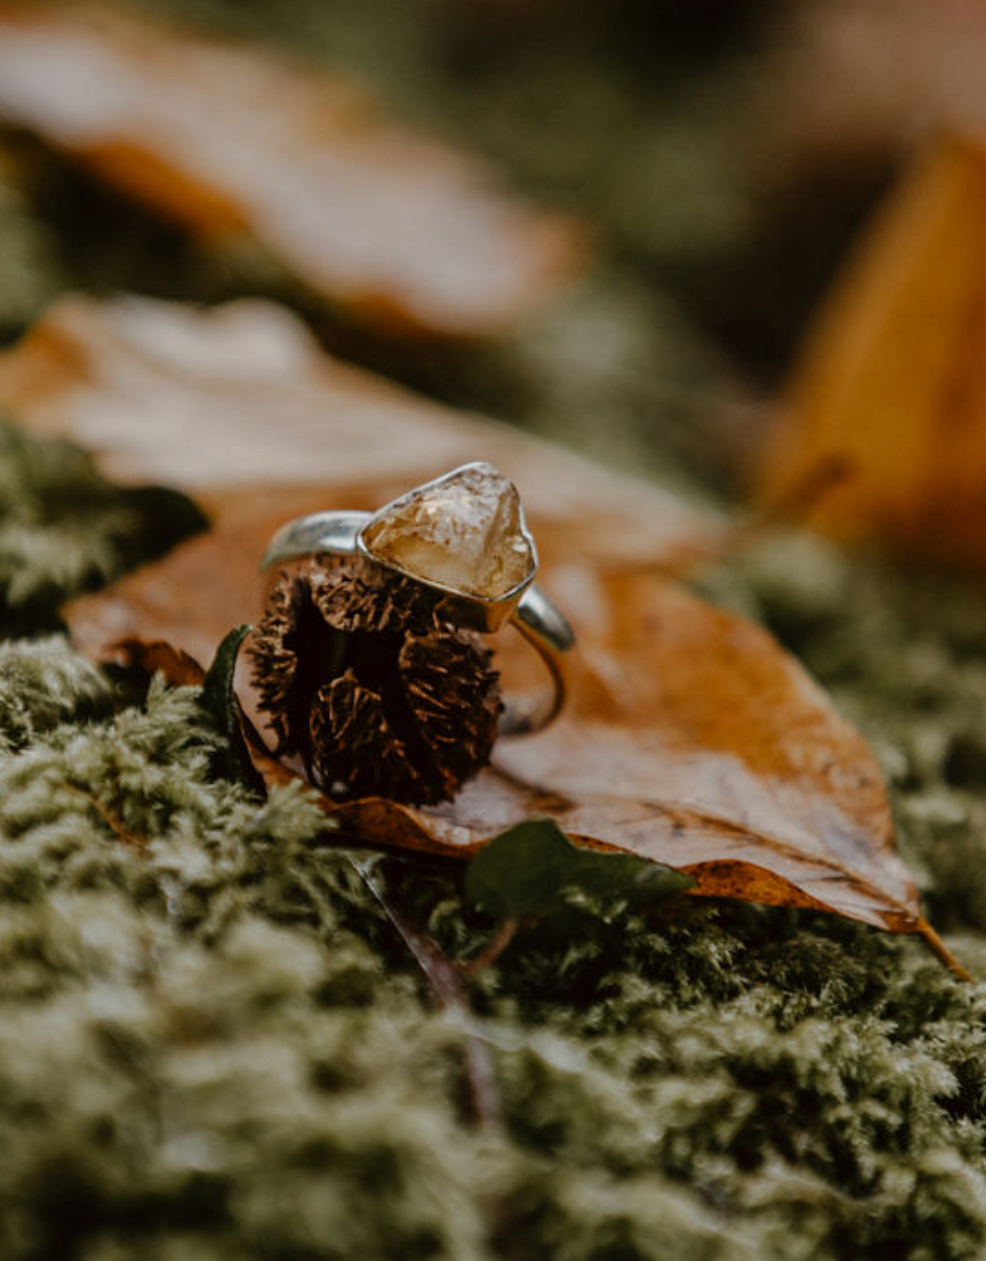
261, 463, 574, 736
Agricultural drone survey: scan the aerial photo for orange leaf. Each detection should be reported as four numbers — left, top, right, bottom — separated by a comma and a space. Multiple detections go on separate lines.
0, 294, 961, 972
0, 4, 584, 338
757, 136, 986, 570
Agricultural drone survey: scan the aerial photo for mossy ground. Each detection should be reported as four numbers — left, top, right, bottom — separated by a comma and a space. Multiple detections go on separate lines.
1, 4, 985, 1259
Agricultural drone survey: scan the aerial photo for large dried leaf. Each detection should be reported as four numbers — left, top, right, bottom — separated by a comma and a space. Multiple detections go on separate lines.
757, 137, 986, 569
79, 527, 943, 953
0, 294, 956, 965
0, 4, 583, 338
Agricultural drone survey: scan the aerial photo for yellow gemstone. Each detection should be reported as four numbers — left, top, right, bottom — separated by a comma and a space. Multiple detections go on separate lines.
361, 462, 535, 600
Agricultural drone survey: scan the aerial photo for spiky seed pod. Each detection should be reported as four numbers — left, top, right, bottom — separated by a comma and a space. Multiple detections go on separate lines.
249, 558, 502, 804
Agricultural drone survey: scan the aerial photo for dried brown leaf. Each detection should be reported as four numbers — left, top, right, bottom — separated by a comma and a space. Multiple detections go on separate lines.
0, 295, 960, 969
0, 4, 584, 338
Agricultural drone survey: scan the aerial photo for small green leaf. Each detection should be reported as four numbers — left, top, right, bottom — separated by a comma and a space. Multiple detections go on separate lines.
465, 818, 693, 922
200, 624, 262, 790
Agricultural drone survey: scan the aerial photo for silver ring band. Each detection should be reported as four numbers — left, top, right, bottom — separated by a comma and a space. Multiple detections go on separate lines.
263, 510, 573, 737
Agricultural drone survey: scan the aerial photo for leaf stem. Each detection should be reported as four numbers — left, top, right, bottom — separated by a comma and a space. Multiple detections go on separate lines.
462, 918, 519, 977
917, 918, 974, 982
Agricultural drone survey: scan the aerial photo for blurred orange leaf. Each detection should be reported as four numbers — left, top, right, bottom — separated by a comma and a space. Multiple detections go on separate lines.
758, 137, 986, 570
0, 4, 583, 338
0, 294, 961, 971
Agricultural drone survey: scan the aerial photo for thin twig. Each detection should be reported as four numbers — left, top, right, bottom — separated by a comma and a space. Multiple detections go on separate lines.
61, 783, 148, 853
349, 854, 504, 1130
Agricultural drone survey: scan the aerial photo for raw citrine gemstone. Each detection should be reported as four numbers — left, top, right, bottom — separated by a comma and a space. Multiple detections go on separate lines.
360, 462, 536, 600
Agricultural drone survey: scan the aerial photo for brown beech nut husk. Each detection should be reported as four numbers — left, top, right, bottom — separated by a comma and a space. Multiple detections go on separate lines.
249, 558, 502, 805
